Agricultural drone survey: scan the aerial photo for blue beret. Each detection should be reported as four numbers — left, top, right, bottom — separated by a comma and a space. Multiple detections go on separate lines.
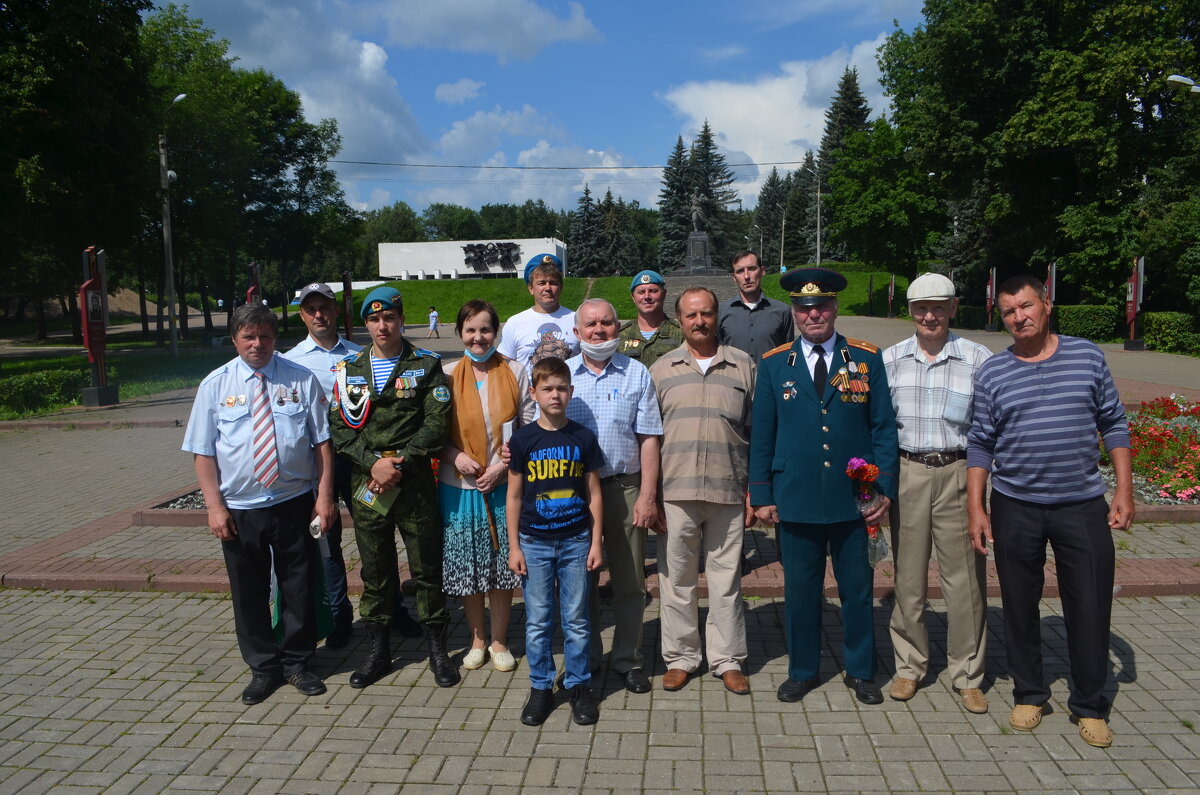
524, 253, 563, 283
361, 286, 403, 320
629, 270, 665, 292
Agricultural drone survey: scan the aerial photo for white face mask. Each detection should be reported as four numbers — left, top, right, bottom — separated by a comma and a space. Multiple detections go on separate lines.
579, 337, 620, 361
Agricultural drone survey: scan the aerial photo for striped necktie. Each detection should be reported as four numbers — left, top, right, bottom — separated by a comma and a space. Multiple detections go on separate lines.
251, 371, 280, 488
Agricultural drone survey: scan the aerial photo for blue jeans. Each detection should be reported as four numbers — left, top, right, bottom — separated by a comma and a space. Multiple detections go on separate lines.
521, 530, 592, 690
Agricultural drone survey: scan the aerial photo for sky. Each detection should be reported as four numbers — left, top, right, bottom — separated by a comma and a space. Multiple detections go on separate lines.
176, 0, 926, 214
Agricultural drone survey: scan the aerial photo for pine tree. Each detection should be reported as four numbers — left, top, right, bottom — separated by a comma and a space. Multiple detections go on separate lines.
656, 136, 691, 272
568, 183, 603, 277
687, 120, 739, 264
597, 192, 641, 275
789, 152, 817, 264
754, 167, 787, 270
817, 68, 871, 261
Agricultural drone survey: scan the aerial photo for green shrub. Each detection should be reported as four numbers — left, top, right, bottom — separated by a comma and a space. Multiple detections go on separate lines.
951, 305, 989, 330
1143, 312, 1198, 353
0, 368, 92, 413
1054, 305, 1119, 340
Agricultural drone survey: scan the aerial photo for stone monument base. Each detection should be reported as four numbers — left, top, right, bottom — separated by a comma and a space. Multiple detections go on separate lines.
680, 231, 724, 275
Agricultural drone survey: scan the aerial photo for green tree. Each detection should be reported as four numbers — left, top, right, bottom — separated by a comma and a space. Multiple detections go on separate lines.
656, 136, 691, 272
596, 190, 640, 276
753, 167, 787, 268
422, 203, 482, 241
786, 152, 817, 266
568, 184, 603, 276
2, 0, 155, 339
687, 121, 739, 264
826, 118, 944, 274
817, 68, 872, 262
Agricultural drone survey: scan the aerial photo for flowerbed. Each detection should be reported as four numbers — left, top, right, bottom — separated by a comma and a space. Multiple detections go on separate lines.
1112, 396, 1200, 503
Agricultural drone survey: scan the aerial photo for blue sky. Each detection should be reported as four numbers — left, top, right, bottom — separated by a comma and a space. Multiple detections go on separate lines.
176, 0, 925, 213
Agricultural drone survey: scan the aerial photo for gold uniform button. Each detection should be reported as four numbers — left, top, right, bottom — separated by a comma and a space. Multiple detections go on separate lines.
822, 425, 829, 432
821, 408, 828, 415
823, 443, 830, 451
823, 461, 831, 468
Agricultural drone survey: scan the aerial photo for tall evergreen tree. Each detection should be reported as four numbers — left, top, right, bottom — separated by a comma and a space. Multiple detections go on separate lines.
597, 191, 640, 275
789, 151, 817, 265
687, 120, 739, 264
753, 167, 787, 268
568, 183, 603, 276
656, 136, 690, 272
817, 68, 872, 261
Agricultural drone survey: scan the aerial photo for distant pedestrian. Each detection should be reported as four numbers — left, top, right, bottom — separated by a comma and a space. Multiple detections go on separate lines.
427, 306, 440, 338
182, 303, 336, 706
967, 274, 1133, 748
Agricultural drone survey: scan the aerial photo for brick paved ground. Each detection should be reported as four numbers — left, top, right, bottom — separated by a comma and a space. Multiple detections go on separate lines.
0, 589, 1198, 793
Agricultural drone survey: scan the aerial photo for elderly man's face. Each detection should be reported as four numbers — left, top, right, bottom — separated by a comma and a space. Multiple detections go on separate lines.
909, 299, 956, 346
792, 299, 837, 344
233, 323, 277, 369
575, 302, 618, 343
999, 286, 1051, 344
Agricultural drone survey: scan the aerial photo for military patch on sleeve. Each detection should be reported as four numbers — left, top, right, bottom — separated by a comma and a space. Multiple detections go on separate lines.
413, 347, 442, 359
762, 342, 794, 359
433, 385, 451, 402
846, 338, 879, 354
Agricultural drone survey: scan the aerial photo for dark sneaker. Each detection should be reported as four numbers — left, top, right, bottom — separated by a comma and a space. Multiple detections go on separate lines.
241, 673, 283, 705
287, 670, 327, 697
568, 684, 598, 725
520, 687, 555, 726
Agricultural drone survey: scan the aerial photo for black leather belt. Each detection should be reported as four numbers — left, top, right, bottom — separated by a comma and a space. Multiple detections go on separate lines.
900, 449, 966, 468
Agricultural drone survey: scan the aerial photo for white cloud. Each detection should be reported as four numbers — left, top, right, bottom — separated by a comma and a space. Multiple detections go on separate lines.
750, 0, 923, 28
435, 78, 486, 105
699, 44, 746, 62
358, 0, 602, 61
662, 34, 889, 203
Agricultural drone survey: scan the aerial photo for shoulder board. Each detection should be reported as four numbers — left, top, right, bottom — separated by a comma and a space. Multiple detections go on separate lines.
350, 349, 370, 365
762, 342, 793, 359
412, 347, 442, 360
846, 338, 879, 354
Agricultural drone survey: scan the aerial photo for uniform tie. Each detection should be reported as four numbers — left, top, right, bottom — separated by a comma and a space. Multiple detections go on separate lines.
251, 371, 280, 488
812, 344, 827, 399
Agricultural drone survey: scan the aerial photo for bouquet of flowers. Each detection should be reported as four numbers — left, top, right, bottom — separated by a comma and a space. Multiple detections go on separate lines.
846, 457, 889, 567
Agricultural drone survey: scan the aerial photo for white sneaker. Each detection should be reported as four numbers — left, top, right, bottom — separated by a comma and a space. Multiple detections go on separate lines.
491, 648, 516, 672
463, 647, 487, 670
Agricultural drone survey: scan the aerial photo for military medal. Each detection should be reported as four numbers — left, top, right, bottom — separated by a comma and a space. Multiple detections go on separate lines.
781, 380, 797, 401
237, 394, 246, 406
336, 362, 372, 429
291, 387, 299, 403
225, 396, 235, 408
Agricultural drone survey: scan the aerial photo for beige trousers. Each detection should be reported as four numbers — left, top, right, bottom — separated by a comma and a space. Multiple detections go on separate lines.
888, 457, 987, 689
658, 500, 747, 676
589, 473, 647, 674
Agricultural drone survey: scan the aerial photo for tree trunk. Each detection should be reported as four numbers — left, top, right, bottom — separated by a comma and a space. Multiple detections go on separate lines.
34, 299, 46, 340
200, 280, 213, 333
136, 257, 149, 336
67, 293, 82, 343
280, 260, 289, 334
155, 258, 165, 345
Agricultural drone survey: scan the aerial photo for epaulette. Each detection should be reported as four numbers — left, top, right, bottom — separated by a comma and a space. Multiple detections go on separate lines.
846, 338, 879, 354
762, 342, 793, 359
413, 347, 442, 359
350, 349, 370, 365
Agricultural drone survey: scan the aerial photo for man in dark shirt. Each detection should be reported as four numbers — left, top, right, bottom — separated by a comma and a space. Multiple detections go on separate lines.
718, 250, 794, 360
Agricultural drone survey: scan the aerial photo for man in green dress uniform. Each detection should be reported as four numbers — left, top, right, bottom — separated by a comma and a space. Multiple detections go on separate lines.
748, 267, 898, 705
618, 270, 683, 368
330, 286, 459, 689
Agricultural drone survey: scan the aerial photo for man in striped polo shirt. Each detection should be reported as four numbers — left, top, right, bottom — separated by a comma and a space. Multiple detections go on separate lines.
966, 275, 1134, 748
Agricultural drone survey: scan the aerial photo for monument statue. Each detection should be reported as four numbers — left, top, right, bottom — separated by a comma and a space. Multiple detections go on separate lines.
690, 189, 705, 233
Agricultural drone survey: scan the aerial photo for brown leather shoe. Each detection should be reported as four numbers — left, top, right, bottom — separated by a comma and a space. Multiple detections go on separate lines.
1074, 716, 1113, 748
958, 688, 988, 714
661, 668, 691, 691
1009, 703, 1047, 732
720, 669, 750, 695
889, 677, 918, 701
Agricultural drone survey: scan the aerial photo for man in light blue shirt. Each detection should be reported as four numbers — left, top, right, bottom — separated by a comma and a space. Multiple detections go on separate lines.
283, 283, 421, 647
565, 298, 663, 694
183, 304, 336, 706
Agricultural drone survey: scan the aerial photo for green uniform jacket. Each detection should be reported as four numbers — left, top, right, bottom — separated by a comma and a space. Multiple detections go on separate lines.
748, 333, 899, 524
618, 316, 684, 368
330, 340, 451, 473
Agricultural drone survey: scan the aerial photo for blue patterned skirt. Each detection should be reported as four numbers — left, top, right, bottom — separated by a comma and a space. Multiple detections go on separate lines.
440, 481, 520, 596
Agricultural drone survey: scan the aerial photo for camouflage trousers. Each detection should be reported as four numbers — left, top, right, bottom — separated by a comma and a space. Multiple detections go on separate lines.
350, 461, 448, 629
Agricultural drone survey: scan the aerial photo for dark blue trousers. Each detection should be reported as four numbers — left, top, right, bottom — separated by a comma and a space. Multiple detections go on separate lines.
778, 518, 876, 682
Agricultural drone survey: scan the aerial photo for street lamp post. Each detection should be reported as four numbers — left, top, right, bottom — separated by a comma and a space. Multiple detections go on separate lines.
775, 204, 786, 272
803, 165, 822, 265
159, 92, 186, 357
752, 223, 763, 254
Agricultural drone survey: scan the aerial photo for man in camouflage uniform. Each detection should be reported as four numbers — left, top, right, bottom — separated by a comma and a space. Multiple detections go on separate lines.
330, 286, 459, 688
618, 270, 683, 369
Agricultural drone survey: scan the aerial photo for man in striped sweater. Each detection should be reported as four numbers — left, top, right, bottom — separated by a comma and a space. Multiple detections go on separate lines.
966, 275, 1134, 748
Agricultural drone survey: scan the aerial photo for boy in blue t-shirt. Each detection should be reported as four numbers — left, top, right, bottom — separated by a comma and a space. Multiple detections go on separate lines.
506, 356, 603, 726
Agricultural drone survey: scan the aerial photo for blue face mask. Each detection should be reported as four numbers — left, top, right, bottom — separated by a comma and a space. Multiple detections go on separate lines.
463, 345, 497, 363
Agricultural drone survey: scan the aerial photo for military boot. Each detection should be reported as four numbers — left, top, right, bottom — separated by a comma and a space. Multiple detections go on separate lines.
349, 622, 391, 689
426, 625, 461, 687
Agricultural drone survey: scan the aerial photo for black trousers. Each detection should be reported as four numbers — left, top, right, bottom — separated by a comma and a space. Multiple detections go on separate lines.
991, 490, 1114, 718
224, 492, 318, 677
